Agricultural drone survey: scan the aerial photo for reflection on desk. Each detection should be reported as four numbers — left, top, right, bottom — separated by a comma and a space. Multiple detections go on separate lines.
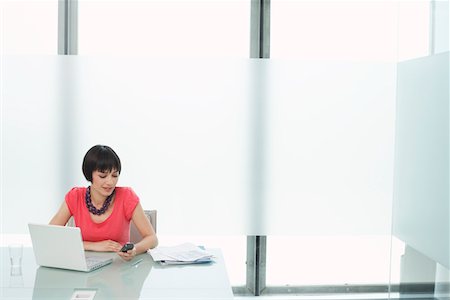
1, 247, 233, 300
32, 254, 151, 300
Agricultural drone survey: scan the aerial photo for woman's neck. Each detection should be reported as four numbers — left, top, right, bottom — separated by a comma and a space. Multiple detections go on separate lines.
89, 187, 107, 207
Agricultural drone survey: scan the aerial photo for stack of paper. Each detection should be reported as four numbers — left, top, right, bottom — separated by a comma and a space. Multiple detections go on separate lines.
149, 243, 215, 265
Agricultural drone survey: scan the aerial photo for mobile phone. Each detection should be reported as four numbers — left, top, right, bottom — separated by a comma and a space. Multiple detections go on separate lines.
120, 243, 134, 252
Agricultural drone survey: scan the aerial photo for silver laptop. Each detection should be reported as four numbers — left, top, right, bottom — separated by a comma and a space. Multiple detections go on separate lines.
28, 223, 113, 272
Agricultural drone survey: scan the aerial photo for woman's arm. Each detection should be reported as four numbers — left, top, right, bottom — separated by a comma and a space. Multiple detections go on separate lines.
49, 201, 72, 226
83, 240, 122, 252
118, 203, 158, 260
131, 203, 158, 253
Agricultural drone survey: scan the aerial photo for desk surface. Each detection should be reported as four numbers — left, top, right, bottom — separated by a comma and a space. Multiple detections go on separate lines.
1, 247, 233, 300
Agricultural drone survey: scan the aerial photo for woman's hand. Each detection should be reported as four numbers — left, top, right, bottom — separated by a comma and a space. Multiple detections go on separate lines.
117, 247, 137, 261
84, 240, 122, 252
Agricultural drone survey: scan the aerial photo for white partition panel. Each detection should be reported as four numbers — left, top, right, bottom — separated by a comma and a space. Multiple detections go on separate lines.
2, 56, 397, 236
266, 60, 397, 235
2, 56, 251, 234
73, 57, 251, 234
2, 57, 64, 233
393, 52, 449, 268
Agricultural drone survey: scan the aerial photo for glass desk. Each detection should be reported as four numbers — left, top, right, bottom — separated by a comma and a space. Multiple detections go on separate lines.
0, 247, 233, 299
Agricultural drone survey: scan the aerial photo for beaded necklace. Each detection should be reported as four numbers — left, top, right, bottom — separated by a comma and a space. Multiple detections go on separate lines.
85, 186, 115, 215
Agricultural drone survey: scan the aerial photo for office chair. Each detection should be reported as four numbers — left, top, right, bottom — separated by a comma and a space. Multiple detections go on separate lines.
66, 216, 75, 227
130, 210, 157, 244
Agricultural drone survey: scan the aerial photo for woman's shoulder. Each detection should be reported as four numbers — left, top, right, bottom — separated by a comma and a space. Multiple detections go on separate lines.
115, 187, 139, 219
65, 187, 87, 209
66, 187, 87, 197
115, 187, 138, 198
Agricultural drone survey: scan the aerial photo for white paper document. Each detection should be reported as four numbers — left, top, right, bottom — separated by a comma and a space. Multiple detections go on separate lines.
149, 243, 215, 265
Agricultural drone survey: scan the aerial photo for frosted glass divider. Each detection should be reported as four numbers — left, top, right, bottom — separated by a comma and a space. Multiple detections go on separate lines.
393, 52, 449, 268
2, 56, 396, 236
265, 60, 397, 235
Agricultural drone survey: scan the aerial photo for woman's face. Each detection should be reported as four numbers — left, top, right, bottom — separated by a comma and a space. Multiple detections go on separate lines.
90, 169, 119, 199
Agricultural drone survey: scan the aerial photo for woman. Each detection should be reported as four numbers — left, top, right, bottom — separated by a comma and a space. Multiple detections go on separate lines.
50, 145, 158, 261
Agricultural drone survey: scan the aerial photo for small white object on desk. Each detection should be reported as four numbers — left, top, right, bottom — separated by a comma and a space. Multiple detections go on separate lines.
70, 289, 96, 300
149, 243, 215, 265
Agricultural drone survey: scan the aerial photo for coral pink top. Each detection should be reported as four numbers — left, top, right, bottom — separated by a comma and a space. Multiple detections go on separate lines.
65, 187, 139, 245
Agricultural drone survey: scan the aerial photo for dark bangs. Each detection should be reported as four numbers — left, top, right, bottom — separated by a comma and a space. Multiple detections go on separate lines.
82, 145, 121, 181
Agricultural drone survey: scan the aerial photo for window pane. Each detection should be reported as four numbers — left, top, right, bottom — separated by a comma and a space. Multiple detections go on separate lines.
1, 1, 58, 55
271, 1, 398, 61
78, 0, 250, 57
267, 236, 396, 286
271, 1, 433, 62
397, 1, 430, 61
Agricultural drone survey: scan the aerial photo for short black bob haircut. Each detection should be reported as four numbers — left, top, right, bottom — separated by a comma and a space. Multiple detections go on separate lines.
82, 145, 121, 182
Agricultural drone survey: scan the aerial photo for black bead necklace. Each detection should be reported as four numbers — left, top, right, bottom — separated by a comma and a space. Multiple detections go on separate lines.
85, 186, 115, 215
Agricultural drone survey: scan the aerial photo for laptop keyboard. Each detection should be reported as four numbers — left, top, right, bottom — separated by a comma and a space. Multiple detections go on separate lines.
86, 257, 108, 270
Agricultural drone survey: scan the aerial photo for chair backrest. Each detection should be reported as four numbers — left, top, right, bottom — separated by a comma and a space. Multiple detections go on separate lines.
66, 209, 157, 244
66, 216, 75, 227
130, 210, 157, 244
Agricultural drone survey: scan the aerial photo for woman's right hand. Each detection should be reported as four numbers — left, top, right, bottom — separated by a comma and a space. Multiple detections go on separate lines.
83, 240, 122, 252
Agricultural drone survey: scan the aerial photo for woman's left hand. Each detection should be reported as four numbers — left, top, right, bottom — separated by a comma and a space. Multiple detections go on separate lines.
117, 247, 137, 261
